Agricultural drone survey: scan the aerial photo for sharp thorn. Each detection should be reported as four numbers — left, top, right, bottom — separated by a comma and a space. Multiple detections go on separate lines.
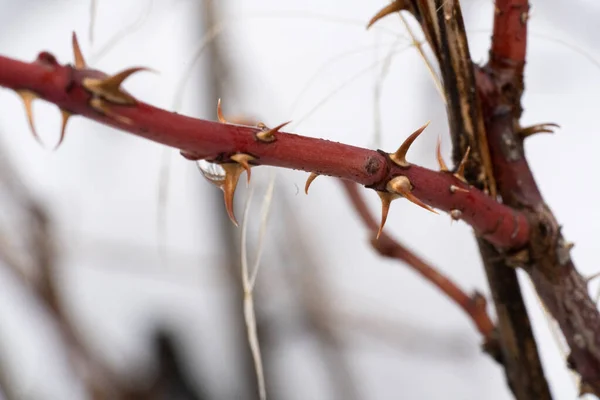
305, 172, 319, 194
83, 67, 151, 105
518, 122, 560, 139
450, 209, 462, 221
449, 184, 469, 194
376, 191, 397, 239
71, 32, 87, 69
221, 163, 245, 227
16, 90, 42, 145
54, 109, 71, 151
585, 271, 600, 285
230, 153, 255, 185
389, 121, 430, 167
367, 0, 407, 29
217, 98, 227, 123
454, 146, 471, 182
387, 175, 438, 214
90, 98, 131, 124
256, 121, 291, 143
436, 135, 449, 172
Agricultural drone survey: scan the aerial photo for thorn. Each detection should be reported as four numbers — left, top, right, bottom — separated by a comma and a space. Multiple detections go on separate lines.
367, 0, 408, 29
55, 109, 71, 150
454, 146, 471, 182
389, 121, 430, 167
220, 163, 246, 227
518, 122, 559, 139
83, 67, 151, 105
90, 98, 132, 125
230, 153, 255, 184
71, 32, 86, 69
387, 175, 438, 215
16, 90, 42, 144
449, 184, 469, 194
376, 191, 398, 239
256, 121, 291, 143
436, 136, 449, 172
585, 272, 600, 285
217, 98, 227, 123
305, 172, 319, 194
450, 209, 462, 221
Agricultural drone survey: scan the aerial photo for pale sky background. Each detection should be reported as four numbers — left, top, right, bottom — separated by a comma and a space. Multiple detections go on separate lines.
0, 0, 599, 399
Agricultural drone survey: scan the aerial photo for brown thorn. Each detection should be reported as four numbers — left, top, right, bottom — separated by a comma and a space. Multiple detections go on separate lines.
220, 163, 245, 227
16, 90, 42, 145
90, 98, 132, 125
305, 172, 319, 194
376, 191, 397, 239
83, 67, 152, 105
256, 121, 291, 143
367, 0, 407, 29
454, 146, 471, 182
389, 121, 430, 167
71, 32, 87, 69
436, 135, 449, 172
449, 184, 469, 194
230, 153, 255, 185
585, 271, 600, 286
217, 98, 227, 123
518, 122, 560, 139
387, 175, 438, 214
54, 109, 72, 151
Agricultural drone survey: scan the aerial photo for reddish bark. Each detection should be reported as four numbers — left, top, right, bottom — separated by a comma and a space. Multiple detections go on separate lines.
0, 52, 529, 249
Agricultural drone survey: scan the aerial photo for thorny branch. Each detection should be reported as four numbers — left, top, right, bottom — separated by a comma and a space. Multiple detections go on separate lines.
0, 49, 528, 250
482, 0, 600, 396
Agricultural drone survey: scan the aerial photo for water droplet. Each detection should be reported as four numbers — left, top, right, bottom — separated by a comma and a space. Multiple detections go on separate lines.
196, 160, 226, 186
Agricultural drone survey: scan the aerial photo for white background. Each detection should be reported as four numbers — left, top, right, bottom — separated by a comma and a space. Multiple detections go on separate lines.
0, 0, 599, 399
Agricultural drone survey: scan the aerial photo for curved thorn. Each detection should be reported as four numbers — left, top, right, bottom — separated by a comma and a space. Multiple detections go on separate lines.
376, 192, 396, 239
217, 98, 227, 123
454, 146, 471, 182
83, 67, 152, 105
16, 90, 42, 144
305, 172, 319, 194
89, 98, 131, 124
230, 153, 255, 185
71, 32, 86, 69
256, 121, 291, 143
54, 109, 71, 151
518, 122, 560, 138
221, 163, 245, 227
436, 135, 449, 171
389, 121, 430, 167
387, 175, 437, 214
367, 0, 407, 29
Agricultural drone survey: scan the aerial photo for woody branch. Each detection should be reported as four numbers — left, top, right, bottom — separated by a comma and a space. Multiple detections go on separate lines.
0, 43, 527, 250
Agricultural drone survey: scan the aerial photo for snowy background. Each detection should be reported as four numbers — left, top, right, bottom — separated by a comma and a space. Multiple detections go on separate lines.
0, 0, 599, 399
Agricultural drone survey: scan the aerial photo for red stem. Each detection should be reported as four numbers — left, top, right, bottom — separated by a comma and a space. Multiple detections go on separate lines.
489, 0, 529, 69
0, 52, 528, 249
